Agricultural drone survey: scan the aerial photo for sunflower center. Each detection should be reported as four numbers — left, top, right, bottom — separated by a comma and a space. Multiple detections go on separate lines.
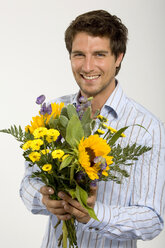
85, 147, 95, 166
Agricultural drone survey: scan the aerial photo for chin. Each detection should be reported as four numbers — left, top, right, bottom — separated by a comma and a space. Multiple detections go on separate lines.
81, 90, 99, 98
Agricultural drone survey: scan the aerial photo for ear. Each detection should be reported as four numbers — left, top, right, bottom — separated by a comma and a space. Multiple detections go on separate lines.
115, 53, 124, 67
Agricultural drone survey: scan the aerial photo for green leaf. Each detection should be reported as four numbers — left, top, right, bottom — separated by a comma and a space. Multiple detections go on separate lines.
59, 115, 68, 127
109, 126, 129, 146
60, 106, 68, 118
68, 188, 76, 199
83, 123, 92, 137
66, 115, 84, 147
75, 183, 99, 221
0, 125, 24, 142
48, 116, 59, 129
67, 104, 78, 119
81, 107, 91, 126
59, 155, 73, 170
80, 107, 93, 137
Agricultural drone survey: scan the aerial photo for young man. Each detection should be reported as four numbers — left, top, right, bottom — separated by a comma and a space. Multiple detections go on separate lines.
20, 10, 165, 247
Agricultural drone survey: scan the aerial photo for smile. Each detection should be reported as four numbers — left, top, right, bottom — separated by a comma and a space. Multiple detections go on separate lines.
80, 74, 100, 80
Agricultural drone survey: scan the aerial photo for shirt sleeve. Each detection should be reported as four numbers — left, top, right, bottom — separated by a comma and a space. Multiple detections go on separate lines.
19, 161, 50, 216
78, 121, 165, 241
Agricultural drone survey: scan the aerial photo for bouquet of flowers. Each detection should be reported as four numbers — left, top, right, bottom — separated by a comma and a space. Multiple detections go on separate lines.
0, 95, 151, 248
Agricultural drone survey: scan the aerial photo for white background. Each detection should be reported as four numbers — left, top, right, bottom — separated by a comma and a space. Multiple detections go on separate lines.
0, 0, 164, 247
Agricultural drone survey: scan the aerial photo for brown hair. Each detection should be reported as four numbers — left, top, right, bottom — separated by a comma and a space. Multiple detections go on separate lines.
65, 10, 128, 75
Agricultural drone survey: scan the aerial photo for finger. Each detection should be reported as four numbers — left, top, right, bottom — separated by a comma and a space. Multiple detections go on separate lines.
42, 197, 65, 209
63, 203, 85, 218
40, 186, 54, 195
56, 214, 72, 221
63, 203, 90, 223
58, 192, 87, 214
47, 206, 67, 216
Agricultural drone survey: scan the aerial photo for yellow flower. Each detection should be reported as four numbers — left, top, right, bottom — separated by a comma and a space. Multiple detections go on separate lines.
96, 129, 105, 135
25, 102, 64, 134
104, 155, 113, 166
33, 127, 48, 138
41, 149, 50, 155
78, 134, 111, 180
29, 152, 41, 162
52, 149, 65, 159
97, 115, 103, 120
102, 170, 108, 176
25, 115, 45, 134
107, 126, 117, 133
30, 139, 44, 151
22, 140, 33, 150
107, 126, 126, 137
45, 102, 64, 124
85, 166, 100, 180
102, 123, 108, 129
97, 115, 108, 122
46, 129, 60, 142
42, 163, 52, 172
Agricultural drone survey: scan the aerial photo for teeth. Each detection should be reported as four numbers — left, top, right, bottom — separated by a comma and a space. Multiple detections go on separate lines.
82, 75, 100, 80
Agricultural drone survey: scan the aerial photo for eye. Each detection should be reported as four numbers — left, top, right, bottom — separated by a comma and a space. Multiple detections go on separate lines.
72, 53, 84, 58
96, 53, 106, 57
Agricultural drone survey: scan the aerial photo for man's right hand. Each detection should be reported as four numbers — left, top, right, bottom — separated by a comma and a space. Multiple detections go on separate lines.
40, 186, 72, 221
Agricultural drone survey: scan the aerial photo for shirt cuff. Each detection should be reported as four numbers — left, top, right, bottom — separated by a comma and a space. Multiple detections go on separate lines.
77, 201, 111, 232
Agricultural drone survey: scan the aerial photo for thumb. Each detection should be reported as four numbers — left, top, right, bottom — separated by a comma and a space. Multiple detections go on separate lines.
40, 186, 54, 195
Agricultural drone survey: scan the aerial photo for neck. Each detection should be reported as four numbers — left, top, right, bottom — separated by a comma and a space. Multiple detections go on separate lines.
90, 80, 116, 116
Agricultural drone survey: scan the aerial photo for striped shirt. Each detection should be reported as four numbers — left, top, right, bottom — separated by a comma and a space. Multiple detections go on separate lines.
20, 82, 165, 248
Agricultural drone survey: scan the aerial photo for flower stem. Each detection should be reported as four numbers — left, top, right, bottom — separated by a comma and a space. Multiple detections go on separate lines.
62, 221, 68, 248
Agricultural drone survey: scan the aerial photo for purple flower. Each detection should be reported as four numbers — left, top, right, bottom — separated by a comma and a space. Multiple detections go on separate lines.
90, 180, 98, 187
75, 171, 86, 183
36, 95, 46, 105
46, 104, 52, 115
56, 134, 62, 143
84, 101, 91, 108
40, 103, 52, 115
79, 96, 87, 103
40, 103, 47, 115
76, 104, 82, 112
94, 156, 102, 163
99, 162, 107, 170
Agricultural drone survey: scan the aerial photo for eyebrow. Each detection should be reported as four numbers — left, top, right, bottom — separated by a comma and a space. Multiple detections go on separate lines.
71, 50, 84, 54
93, 50, 109, 54
71, 50, 109, 54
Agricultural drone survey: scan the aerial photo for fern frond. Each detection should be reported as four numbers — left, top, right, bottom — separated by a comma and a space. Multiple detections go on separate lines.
0, 125, 24, 142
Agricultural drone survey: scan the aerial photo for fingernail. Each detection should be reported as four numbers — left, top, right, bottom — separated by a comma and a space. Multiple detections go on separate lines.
61, 201, 66, 206
58, 192, 64, 198
48, 188, 53, 193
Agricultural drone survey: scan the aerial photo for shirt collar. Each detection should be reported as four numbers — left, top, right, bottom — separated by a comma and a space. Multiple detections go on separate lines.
71, 91, 81, 106
101, 81, 127, 119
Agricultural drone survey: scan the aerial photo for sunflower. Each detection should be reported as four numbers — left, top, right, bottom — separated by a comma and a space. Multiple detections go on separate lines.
78, 134, 112, 180
45, 102, 64, 124
25, 115, 45, 134
25, 102, 64, 134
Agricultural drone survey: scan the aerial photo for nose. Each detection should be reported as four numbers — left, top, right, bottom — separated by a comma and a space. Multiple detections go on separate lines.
82, 56, 95, 73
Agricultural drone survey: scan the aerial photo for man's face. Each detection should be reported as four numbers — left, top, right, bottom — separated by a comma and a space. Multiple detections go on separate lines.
70, 32, 123, 98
